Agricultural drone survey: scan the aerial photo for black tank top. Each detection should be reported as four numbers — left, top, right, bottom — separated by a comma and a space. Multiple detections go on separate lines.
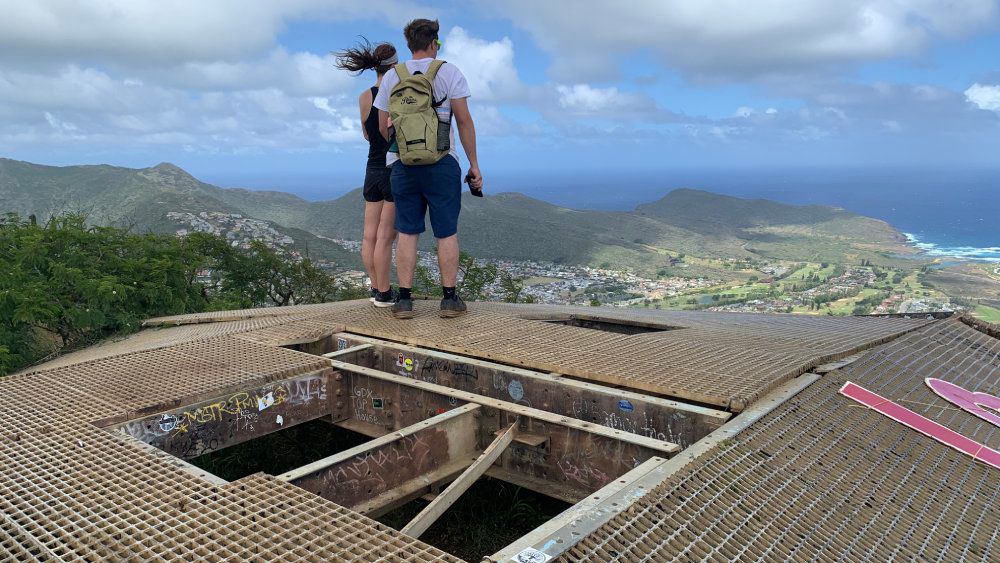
364, 86, 389, 168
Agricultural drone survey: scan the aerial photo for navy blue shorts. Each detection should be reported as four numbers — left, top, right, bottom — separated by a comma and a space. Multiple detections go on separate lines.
390, 155, 461, 238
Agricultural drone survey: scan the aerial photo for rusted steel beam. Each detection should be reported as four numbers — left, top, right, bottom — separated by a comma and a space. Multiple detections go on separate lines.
330, 360, 678, 500
112, 369, 334, 459
333, 333, 729, 448
278, 404, 481, 510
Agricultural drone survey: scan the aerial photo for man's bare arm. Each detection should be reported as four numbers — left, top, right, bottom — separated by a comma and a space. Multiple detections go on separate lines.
450, 97, 482, 189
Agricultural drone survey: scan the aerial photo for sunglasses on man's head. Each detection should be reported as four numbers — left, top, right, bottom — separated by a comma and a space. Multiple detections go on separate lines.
434, 38, 443, 48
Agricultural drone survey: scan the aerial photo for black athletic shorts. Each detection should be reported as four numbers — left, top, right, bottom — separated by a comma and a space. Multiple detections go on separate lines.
363, 165, 393, 203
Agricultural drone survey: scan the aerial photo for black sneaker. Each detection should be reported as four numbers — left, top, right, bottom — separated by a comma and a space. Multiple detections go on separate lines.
392, 297, 415, 319
374, 289, 397, 308
440, 294, 467, 318
369, 287, 377, 303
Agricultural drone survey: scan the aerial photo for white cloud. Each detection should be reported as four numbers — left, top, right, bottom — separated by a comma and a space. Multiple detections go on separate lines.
556, 84, 623, 112
965, 83, 1000, 111
440, 27, 524, 102
0, 0, 428, 67
495, 0, 999, 81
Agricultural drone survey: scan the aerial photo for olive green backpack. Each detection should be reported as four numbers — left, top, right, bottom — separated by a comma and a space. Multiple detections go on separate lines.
388, 60, 450, 165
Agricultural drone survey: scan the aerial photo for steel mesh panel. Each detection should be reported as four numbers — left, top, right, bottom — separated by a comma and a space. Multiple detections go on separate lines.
221, 474, 459, 562
1, 346, 455, 561
20, 314, 320, 376
560, 319, 999, 562
144, 301, 362, 327
235, 317, 344, 346
295, 301, 927, 409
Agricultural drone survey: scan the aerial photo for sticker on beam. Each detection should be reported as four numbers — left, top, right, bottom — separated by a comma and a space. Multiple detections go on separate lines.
839, 381, 1000, 470
512, 547, 551, 563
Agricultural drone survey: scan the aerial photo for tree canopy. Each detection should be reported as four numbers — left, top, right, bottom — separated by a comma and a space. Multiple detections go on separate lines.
0, 214, 354, 375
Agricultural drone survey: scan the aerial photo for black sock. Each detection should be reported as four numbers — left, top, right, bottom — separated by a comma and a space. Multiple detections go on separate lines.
442, 286, 456, 299
398, 287, 412, 300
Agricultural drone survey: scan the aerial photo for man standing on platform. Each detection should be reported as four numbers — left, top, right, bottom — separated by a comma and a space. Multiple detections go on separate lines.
374, 18, 484, 319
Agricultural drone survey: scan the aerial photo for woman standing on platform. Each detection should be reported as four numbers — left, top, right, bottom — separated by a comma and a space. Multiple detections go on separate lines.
334, 39, 398, 307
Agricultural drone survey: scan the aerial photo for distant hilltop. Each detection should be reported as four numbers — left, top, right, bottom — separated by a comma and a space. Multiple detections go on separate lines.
0, 157, 912, 273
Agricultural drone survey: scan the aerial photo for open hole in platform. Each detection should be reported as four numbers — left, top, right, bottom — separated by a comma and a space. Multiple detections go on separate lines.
376, 476, 570, 562
187, 419, 369, 481
537, 316, 680, 335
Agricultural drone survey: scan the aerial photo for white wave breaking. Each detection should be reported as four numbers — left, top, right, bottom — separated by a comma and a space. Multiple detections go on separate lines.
903, 233, 1000, 263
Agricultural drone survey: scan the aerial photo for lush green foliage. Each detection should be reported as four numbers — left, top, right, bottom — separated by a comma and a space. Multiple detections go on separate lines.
413, 252, 533, 303
0, 214, 350, 375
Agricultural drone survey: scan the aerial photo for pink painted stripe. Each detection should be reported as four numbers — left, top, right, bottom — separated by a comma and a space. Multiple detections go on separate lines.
839, 381, 1000, 470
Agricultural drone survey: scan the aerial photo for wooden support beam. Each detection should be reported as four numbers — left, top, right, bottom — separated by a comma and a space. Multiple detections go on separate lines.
402, 423, 517, 539
278, 404, 481, 510
334, 333, 729, 448
354, 458, 472, 518
321, 343, 373, 359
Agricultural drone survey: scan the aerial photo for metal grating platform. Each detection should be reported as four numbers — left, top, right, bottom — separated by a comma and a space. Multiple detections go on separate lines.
1, 300, 957, 561
559, 318, 1000, 562
1, 321, 459, 560
145, 300, 931, 410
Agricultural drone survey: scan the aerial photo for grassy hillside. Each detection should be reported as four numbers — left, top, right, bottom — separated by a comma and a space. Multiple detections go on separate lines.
1, 158, 914, 272
0, 159, 360, 268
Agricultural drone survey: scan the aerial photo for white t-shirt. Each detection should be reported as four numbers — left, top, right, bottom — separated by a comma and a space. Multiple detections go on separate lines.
373, 58, 471, 165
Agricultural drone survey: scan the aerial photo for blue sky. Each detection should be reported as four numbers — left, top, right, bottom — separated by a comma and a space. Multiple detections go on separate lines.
1, 0, 1000, 198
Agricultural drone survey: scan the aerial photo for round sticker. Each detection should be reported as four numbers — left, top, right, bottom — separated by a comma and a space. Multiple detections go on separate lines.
507, 380, 524, 402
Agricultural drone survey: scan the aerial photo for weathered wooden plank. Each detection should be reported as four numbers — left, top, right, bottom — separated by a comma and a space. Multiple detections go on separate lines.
402, 423, 517, 538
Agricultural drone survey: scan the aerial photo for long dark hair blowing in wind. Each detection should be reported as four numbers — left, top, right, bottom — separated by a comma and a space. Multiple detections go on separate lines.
334, 38, 397, 76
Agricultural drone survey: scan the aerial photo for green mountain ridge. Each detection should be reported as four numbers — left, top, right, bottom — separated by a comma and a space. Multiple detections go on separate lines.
0, 158, 912, 274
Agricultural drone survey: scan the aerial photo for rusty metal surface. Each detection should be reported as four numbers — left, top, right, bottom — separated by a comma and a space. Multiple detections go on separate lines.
285, 405, 480, 510
334, 363, 679, 503
0, 299, 948, 561
113, 370, 333, 459
560, 318, 1000, 562
334, 333, 730, 448
211, 299, 931, 410
0, 332, 458, 561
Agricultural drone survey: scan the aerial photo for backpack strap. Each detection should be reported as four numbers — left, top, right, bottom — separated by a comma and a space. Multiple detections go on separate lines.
394, 63, 410, 80
425, 60, 445, 82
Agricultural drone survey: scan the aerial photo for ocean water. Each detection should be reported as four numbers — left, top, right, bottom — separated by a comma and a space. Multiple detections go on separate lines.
487, 167, 1000, 263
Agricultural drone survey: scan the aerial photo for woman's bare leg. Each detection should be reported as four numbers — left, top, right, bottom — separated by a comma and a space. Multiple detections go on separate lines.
373, 202, 397, 292
362, 201, 383, 290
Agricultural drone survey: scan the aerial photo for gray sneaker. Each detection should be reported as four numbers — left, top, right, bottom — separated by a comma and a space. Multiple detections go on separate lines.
392, 297, 415, 319
373, 289, 397, 308
440, 294, 467, 318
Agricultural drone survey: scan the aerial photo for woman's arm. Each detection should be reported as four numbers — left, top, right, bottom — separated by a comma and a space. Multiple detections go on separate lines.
359, 90, 372, 141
